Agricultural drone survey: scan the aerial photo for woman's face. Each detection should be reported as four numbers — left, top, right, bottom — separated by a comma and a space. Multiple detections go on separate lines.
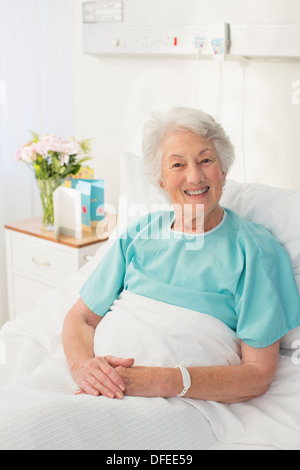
159, 130, 226, 231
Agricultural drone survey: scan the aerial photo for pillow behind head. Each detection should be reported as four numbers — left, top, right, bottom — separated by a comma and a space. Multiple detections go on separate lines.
118, 151, 170, 230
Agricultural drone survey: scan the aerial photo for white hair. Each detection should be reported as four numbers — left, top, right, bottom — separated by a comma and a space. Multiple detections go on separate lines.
142, 107, 235, 187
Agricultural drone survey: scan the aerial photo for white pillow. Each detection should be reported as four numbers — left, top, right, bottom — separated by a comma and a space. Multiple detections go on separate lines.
221, 179, 300, 293
119, 151, 168, 207
119, 151, 300, 349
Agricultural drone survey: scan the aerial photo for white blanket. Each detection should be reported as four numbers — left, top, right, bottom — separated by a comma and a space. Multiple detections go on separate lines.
1, 269, 300, 450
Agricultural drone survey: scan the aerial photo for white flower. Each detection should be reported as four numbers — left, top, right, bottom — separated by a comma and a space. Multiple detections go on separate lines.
60, 153, 70, 166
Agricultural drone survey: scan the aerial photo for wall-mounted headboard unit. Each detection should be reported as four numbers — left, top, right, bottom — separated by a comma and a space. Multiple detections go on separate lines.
82, 0, 300, 61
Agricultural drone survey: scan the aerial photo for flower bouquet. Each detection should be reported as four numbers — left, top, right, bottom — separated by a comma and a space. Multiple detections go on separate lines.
17, 132, 92, 230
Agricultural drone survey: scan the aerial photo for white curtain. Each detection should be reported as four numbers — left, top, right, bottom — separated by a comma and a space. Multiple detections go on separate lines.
0, 0, 75, 326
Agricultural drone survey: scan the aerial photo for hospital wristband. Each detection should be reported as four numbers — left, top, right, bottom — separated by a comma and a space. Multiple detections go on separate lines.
176, 366, 191, 397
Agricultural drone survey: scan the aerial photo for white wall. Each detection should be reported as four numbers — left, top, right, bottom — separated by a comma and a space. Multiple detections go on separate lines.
74, 0, 300, 210
0, 0, 75, 327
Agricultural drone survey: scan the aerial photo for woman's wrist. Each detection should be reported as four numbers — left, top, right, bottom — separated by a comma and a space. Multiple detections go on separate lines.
156, 367, 185, 397
117, 366, 184, 398
176, 366, 192, 397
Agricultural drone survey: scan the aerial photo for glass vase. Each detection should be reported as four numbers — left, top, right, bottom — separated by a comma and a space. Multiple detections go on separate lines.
37, 178, 64, 231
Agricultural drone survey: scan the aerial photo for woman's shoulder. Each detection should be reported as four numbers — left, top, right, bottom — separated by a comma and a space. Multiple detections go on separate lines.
223, 208, 285, 256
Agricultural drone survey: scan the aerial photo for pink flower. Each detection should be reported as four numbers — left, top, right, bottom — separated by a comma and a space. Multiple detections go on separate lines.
15, 148, 22, 161
18, 143, 37, 163
35, 134, 61, 156
61, 138, 82, 157
16, 132, 90, 179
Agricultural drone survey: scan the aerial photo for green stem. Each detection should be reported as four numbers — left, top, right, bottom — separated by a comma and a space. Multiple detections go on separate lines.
37, 178, 64, 229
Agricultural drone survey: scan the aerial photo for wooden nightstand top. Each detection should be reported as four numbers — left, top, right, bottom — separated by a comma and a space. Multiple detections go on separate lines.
5, 213, 116, 248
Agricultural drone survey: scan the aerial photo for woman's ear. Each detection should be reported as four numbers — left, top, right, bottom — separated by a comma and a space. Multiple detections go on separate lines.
159, 180, 167, 192
222, 172, 227, 185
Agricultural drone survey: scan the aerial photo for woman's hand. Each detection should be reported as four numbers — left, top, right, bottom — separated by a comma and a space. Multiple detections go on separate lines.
62, 298, 135, 399
74, 355, 135, 398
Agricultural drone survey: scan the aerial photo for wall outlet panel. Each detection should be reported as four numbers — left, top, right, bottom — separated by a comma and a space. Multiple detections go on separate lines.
83, 23, 229, 59
82, 2, 300, 60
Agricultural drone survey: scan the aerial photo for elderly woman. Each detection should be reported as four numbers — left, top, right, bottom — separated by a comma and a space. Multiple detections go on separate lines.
62, 107, 300, 404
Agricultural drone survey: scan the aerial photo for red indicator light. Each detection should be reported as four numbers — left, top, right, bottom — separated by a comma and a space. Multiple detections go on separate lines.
174, 37, 178, 46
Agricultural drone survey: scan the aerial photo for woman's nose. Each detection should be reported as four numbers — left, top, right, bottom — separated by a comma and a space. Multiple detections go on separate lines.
186, 163, 205, 184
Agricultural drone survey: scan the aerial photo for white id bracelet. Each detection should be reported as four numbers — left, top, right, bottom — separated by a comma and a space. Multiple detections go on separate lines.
176, 366, 191, 397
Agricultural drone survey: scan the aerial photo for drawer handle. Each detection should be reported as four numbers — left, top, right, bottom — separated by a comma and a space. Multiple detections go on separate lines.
32, 257, 51, 267
84, 255, 93, 262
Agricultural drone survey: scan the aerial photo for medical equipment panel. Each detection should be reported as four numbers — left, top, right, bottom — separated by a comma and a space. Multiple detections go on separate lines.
82, 0, 300, 60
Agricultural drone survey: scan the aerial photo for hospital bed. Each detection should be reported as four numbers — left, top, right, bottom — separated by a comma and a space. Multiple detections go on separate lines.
0, 151, 300, 450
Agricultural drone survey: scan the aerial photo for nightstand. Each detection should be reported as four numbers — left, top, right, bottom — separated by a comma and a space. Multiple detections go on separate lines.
5, 214, 116, 320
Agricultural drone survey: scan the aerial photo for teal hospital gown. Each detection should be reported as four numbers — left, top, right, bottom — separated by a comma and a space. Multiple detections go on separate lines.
80, 208, 300, 348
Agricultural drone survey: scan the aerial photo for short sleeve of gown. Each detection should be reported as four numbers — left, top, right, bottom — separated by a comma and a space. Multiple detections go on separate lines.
235, 235, 300, 348
79, 234, 127, 317
79, 213, 152, 317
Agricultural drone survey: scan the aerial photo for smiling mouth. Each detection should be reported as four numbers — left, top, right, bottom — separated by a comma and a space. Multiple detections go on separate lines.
184, 187, 209, 196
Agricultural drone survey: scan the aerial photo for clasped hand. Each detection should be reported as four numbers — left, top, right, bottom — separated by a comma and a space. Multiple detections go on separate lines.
74, 355, 135, 398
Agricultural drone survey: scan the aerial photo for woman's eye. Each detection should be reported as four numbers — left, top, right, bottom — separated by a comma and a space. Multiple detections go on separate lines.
172, 163, 182, 168
200, 159, 211, 164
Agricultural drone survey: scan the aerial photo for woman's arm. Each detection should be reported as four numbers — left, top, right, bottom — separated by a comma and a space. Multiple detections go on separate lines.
115, 340, 279, 404
62, 297, 134, 398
